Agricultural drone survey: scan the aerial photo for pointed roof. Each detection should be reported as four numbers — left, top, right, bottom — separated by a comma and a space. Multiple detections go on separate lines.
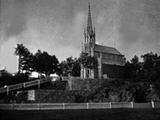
95, 44, 123, 56
87, 2, 93, 33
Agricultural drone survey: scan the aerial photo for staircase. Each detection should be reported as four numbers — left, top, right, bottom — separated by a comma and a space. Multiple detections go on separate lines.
0, 77, 57, 94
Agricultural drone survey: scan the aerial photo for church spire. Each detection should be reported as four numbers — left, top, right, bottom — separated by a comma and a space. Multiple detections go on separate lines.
87, 2, 93, 34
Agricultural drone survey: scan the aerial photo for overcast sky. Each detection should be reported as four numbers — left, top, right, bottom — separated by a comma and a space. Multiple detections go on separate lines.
0, 0, 160, 73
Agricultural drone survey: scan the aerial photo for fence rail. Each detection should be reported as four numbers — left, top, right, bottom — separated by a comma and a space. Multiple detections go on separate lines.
0, 77, 56, 94
0, 102, 159, 110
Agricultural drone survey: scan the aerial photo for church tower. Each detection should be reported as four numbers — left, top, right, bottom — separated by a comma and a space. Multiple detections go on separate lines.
81, 3, 96, 79
81, 2, 125, 79
83, 2, 96, 56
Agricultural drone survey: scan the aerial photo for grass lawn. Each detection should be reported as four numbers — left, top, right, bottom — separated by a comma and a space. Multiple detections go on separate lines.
0, 109, 160, 120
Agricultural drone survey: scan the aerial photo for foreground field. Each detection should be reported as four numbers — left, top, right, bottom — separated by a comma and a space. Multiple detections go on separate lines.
0, 109, 160, 120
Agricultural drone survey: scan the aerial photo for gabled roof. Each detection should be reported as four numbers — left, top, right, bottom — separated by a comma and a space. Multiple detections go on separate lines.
94, 44, 123, 56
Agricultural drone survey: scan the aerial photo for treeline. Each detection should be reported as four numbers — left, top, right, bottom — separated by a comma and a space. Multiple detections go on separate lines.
118, 53, 160, 102
0, 44, 99, 86
124, 53, 160, 95
0, 44, 81, 87
15, 44, 81, 77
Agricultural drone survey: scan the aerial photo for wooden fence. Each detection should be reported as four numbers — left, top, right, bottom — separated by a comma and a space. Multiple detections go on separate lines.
0, 102, 159, 110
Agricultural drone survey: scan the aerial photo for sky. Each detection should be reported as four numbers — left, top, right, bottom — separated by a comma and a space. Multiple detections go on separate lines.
0, 0, 160, 73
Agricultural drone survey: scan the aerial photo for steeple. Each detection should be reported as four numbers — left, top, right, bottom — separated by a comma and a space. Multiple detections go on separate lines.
81, 2, 96, 79
82, 2, 96, 55
87, 2, 93, 34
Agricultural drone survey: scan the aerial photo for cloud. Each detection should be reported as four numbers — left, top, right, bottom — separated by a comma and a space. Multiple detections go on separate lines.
1, 0, 27, 38
116, 0, 160, 59
0, 37, 18, 72
1, 0, 160, 72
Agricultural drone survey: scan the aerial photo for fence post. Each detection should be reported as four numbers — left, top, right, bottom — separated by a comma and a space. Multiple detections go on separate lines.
131, 102, 134, 108
12, 103, 14, 110
38, 80, 40, 89
63, 103, 65, 110
151, 101, 155, 109
23, 83, 25, 88
109, 102, 111, 109
38, 103, 41, 110
87, 103, 89, 109
6, 87, 9, 95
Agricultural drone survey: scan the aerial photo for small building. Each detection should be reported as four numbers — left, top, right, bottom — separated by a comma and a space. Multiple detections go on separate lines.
81, 3, 125, 79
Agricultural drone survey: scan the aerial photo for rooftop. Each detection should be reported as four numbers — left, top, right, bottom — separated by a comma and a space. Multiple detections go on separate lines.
95, 44, 123, 56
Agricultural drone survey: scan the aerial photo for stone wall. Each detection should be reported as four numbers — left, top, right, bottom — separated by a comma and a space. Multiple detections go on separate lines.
67, 77, 103, 91
35, 90, 75, 103
102, 64, 124, 78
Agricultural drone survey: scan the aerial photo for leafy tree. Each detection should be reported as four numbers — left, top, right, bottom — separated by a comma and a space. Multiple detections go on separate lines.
141, 52, 160, 95
124, 55, 142, 80
15, 44, 59, 76
72, 58, 81, 76
141, 52, 159, 80
15, 44, 34, 73
60, 57, 80, 76
0, 70, 13, 87
12, 72, 30, 84
15, 44, 30, 58
0, 70, 30, 86
79, 52, 97, 69
60, 57, 74, 76
124, 53, 160, 101
33, 50, 59, 76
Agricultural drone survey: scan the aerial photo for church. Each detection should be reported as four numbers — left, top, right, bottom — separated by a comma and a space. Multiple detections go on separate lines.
81, 3, 125, 79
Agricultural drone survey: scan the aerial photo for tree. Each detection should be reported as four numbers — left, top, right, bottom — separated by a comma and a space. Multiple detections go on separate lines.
79, 52, 97, 69
0, 70, 13, 87
124, 55, 141, 80
33, 50, 59, 76
60, 57, 80, 76
72, 58, 81, 76
124, 53, 160, 101
141, 52, 160, 95
15, 44, 34, 73
15, 44, 59, 76
141, 52, 159, 80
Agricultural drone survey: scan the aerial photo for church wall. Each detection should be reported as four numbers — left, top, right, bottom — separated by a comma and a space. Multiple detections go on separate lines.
102, 64, 124, 78
95, 51, 125, 66
94, 51, 125, 78
102, 53, 124, 66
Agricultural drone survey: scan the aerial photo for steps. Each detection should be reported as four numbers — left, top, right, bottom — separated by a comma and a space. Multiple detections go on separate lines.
0, 77, 55, 94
